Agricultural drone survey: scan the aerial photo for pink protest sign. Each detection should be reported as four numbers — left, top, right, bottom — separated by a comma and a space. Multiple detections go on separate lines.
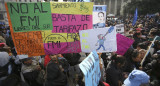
44, 41, 81, 55
116, 34, 134, 55
52, 13, 93, 33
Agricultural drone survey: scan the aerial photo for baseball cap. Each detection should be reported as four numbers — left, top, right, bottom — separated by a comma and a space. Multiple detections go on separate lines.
124, 70, 150, 86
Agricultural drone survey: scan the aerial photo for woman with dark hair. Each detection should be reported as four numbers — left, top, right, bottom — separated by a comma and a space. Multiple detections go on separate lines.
123, 49, 142, 73
106, 54, 125, 86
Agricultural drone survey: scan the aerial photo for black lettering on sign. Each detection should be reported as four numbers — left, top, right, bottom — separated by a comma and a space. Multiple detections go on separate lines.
52, 14, 76, 22
81, 15, 87, 21
116, 29, 121, 31
20, 3, 28, 14
79, 3, 89, 13
34, 3, 48, 13
95, 7, 102, 11
20, 16, 39, 27
47, 41, 61, 48
52, 3, 76, 9
20, 16, 27, 26
28, 16, 39, 26
44, 34, 68, 54
34, 3, 41, 13
67, 33, 79, 42
10, 3, 28, 14
10, 3, 19, 14
14, 26, 30, 31
54, 24, 87, 33
40, 3, 47, 13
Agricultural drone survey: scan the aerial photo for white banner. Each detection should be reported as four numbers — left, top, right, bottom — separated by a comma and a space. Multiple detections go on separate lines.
80, 27, 117, 53
115, 24, 124, 35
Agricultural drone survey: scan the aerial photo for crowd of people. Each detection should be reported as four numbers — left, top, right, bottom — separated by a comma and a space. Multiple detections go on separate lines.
0, 13, 160, 86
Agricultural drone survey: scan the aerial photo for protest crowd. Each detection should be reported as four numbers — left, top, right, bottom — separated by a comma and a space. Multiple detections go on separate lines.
0, 2, 160, 86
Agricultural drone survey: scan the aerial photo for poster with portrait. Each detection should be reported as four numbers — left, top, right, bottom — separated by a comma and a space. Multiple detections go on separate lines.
93, 5, 107, 29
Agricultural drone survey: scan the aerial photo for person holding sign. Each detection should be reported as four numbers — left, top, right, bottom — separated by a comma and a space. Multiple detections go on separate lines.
45, 54, 67, 86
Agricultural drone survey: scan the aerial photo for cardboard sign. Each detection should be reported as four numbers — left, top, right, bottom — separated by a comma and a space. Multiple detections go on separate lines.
42, 31, 81, 55
50, 2, 93, 15
7, 2, 53, 32
115, 24, 124, 35
93, 5, 107, 29
5, 2, 93, 56
116, 34, 134, 55
79, 51, 101, 86
80, 27, 117, 53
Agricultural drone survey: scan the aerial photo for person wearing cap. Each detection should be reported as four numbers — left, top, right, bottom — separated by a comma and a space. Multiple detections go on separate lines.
123, 70, 150, 86
19, 55, 42, 86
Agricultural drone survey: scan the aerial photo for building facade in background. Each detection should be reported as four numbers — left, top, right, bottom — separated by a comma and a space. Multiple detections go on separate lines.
0, 0, 131, 26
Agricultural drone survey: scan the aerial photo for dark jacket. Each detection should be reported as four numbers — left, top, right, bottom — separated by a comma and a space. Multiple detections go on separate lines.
106, 61, 123, 86
45, 61, 67, 86
123, 57, 140, 73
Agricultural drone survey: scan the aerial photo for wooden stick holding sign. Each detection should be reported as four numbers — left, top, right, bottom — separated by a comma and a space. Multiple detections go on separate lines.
140, 36, 159, 66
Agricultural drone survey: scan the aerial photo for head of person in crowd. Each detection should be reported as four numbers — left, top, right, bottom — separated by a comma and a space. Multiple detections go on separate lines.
19, 55, 32, 66
133, 32, 142, 39
111, 54, 126, 68
0, 52, 9, 67
137, 24, 143, 28
62, 53, 81, 66
131, 49, 142, 63
2, 28, 7, 34
49, 54, 59, 63
153, 40, 160, 51
124, 70, 150, 86
136, 28, 142, 33
148, 29, 157, 38
137, 42, 148, 51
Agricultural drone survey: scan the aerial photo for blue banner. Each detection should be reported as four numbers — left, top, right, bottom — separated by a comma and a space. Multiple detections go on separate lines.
79, 51, 101, 86
132, 8, 138, 26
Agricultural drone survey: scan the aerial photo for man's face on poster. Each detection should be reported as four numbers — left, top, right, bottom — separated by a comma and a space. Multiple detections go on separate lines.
98, 12, 104, 23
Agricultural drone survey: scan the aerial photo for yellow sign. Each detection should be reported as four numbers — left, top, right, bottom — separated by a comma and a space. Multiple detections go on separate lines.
50, 2, 93, 15
42, 30, 80, 43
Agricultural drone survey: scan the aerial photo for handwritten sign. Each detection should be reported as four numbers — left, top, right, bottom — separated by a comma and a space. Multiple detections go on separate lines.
42, 31, 81, 54
79, 27, 117, 53
51, 14, 92, 33
7, 2, 53, 32
93, 5, 107, 29
79, 51, 101, 86
50, 2, 93, 15
13, 31, 45, 56
116, 34, 134, 55
115, 24, 124, 35
5, 2, 93, 56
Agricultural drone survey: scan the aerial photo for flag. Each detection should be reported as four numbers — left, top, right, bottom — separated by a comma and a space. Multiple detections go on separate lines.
132, 8, 138, 26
